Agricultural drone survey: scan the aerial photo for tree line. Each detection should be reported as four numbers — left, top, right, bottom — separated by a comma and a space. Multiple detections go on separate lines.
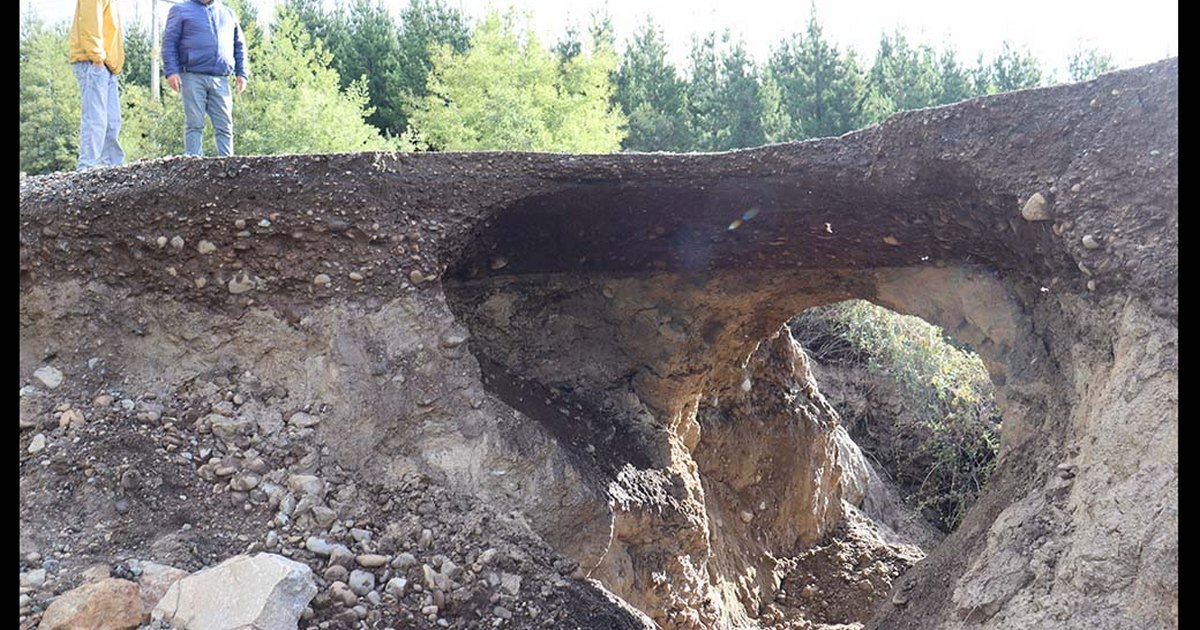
21, 0, 1119, 174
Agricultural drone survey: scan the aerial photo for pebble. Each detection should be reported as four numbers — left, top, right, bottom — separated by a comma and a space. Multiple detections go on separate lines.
33, 366, 63, 389
28, 433, 47, 454
329, 545, 355, 569
156, 236, 168, 248
349, 528, 372, 543
1082, 234, 1101, 249
58, 408, 84, 429
329, 581, 358, 607
306, 537, 335, 556
366, 590, 382, 606
264, 531, 279, 548
391, 552, 418, 569
348, 570, 375, 596
197, 240, 217, 254
324, 565, 349, 583
288, 412, 320, 428
440, 333, 468, 348
418, 529, 433, 550
1021, 192, 1052, 221
228, 273, 255, 294
313, 274, 331, 287
312, 506, 338, 529
500, 573, 521, 596
421, 605, 438, 616
356, 554, 389, 568
384, 577, 407, 598
288, 475, 324, 497
230, 472, 262, 492
235, 219, 246, 229
349, 272, 364, 281
20, 569, 47, 588
170, 235, 185, 250
409, 270, 428, 284
493, 606, 513, 619
92, 394, 113, 408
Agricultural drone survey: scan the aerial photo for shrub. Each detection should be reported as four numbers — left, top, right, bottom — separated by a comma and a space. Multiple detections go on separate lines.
791, 299, 1000, 531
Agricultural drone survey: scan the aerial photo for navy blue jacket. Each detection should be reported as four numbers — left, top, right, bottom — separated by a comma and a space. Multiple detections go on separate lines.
162, 0, 248, 78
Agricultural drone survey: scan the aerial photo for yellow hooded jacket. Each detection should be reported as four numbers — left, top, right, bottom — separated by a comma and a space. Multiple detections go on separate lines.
68, 0, 124, 74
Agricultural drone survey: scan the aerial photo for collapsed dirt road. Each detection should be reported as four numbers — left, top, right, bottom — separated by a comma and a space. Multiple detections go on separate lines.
20, 59, 1175, 629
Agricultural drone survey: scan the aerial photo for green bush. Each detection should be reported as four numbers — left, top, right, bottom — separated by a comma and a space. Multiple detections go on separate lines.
792, 299, 1000, 532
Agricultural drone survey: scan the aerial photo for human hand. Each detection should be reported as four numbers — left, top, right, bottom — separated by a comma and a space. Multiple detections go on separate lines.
235, 76, 246, 94
167, 74, 181, 93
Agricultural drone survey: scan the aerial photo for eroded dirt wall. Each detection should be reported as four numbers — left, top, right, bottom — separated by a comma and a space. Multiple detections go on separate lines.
20, 59, 1176, 628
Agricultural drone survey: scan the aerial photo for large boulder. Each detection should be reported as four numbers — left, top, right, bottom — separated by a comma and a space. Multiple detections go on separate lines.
152, 553, 317, 630
40, 577, 142, 630
136, 561, 190, 621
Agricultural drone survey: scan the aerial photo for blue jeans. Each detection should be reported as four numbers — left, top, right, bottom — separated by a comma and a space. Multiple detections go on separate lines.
181, 72, 234, 157
72, 62, 124, 170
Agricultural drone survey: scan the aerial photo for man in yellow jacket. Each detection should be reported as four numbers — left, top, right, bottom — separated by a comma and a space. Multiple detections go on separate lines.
68, 0, 125, 170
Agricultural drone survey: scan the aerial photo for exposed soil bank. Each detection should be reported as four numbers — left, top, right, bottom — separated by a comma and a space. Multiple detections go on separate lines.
21, 59, 1176, 628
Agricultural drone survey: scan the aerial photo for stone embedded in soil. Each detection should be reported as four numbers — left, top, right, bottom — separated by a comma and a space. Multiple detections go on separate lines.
197, 240, 217, 254
391, 552, 418, 569
210, 416, 254, 443
1020, 192, 1052, 221
288, 474, 325, 497
329, 545, 355, 569
230, 471, 262, 492
305, 537, 334, 556
385, 577, 407, 598
153, 553, 317, 630
288, 411, 320, 428
20, 568, 46, 588
329, 581, 358, 607
323, 565, 349, 583
356, 554, 389, 568
348, 569, 375, 596
227, 273, 255, 294
501, 573, 522, 596
311, 505, 338, 528
28, 433, 47, 454
40, 578, 143, 630
33, 366, 63, 389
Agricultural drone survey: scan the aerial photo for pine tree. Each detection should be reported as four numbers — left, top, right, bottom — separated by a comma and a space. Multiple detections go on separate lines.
765, 7, 868, 140
616, 18, 690, 151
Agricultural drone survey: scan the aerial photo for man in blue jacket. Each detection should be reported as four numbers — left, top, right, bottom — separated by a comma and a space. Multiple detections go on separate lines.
162, 0, 249, 157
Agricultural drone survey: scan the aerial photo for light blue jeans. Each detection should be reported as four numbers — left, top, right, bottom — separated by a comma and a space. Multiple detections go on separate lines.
181, 72, 234, 157
72, 62, 124, 170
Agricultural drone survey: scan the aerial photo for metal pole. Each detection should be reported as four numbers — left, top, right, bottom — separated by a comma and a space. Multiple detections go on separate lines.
151, 0, 161, 103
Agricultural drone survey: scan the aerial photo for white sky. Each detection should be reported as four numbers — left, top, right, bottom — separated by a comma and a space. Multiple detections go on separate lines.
23, 0, 1177, 80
